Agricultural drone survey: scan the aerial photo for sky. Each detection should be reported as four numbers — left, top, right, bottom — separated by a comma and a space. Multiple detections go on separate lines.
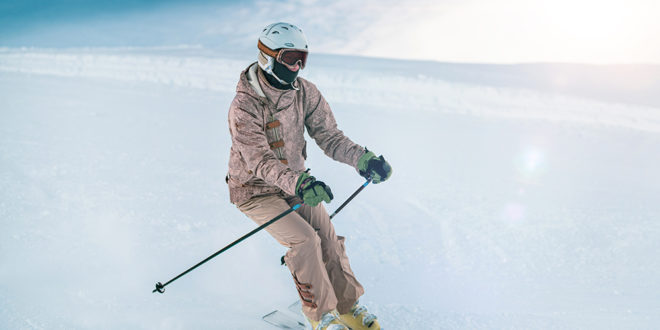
1, 0, 659, 64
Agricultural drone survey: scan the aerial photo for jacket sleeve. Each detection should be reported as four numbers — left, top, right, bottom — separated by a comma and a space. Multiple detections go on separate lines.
303, 83, 366, 169
228, 99, 301, 195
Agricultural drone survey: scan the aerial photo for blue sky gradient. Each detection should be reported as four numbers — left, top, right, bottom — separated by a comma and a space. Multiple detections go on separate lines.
0, 0, 193, 29
1, 0, 659, 64
0, 0, 232, 47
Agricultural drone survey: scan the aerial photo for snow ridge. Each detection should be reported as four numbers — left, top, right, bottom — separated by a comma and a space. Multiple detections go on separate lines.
2, 47, 659, 133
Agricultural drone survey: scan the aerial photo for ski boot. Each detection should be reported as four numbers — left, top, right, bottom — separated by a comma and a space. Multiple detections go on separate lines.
338, 301, 380, 329
308, 310, 349, 330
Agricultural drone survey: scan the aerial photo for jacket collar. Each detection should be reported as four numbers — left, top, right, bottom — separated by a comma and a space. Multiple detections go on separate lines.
239, 62, 299, 112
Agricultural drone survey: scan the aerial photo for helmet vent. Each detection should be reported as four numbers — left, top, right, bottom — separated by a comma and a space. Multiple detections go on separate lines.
272, 31, 280, 34
285, 43, 294, 47
282, 26, 289, 30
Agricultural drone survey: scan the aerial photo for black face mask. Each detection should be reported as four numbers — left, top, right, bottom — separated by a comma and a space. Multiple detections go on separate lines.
269, 60, 299, 86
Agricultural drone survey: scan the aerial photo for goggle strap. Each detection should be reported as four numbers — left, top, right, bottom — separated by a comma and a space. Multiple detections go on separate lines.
257, 40, 279, 58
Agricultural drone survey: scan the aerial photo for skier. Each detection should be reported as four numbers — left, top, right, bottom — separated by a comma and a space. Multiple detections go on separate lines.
226, 22, 392, 330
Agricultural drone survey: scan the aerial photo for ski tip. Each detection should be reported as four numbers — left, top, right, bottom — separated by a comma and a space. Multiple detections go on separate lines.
263, 310, 306, 329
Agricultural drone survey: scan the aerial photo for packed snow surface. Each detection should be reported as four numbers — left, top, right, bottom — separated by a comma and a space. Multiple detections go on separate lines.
1, 47, 659, 329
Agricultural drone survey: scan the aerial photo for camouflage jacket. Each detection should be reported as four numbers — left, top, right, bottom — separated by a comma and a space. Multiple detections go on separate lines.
226, 63, 365, 205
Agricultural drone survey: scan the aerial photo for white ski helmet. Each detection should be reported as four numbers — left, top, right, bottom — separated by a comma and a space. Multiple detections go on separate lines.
257, 22, 308, 84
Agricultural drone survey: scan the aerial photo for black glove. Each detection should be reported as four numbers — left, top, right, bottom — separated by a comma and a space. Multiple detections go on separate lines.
358, 149, 392, 184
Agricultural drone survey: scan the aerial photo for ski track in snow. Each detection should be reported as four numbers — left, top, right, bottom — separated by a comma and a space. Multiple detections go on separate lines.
1, 48, 660, 329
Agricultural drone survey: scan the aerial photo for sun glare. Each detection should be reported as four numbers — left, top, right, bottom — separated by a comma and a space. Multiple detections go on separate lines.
352, 0, 660, 64
536, 0, 652, 62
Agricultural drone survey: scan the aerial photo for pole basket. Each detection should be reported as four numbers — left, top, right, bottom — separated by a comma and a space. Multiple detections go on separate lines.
153, 282, 165, 294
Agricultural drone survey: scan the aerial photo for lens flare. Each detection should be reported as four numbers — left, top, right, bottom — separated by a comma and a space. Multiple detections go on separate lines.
502, 202, 526, 222
515, 148, 547, 182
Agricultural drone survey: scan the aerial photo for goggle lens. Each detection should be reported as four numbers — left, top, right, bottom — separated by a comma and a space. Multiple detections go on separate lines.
278, 50, 308, 69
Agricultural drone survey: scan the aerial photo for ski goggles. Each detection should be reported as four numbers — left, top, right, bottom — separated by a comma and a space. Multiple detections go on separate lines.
258, 40, 308, 71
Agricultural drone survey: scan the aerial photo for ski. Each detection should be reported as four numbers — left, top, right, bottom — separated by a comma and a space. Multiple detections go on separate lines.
263, 300, 306, 329
287, 300, 302, 315
262, 310, 306, 329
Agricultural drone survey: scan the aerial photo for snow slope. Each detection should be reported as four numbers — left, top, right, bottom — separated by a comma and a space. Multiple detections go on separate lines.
1, 47, 660, 329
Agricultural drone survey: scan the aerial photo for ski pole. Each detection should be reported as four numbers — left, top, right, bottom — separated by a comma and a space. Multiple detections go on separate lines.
153, 178, 372, 293
153, 204, 301, 294
330, 178, 371, 219
280, 178, 371, 266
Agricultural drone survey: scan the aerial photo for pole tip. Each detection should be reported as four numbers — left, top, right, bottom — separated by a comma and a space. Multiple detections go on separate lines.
153, 282, 165, 294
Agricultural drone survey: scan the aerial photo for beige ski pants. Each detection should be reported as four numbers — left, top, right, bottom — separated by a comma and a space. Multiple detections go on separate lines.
237, 193, 364, 321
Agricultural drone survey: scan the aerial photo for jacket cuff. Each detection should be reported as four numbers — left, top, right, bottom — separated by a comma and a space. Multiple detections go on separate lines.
281, 170, 304, 196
